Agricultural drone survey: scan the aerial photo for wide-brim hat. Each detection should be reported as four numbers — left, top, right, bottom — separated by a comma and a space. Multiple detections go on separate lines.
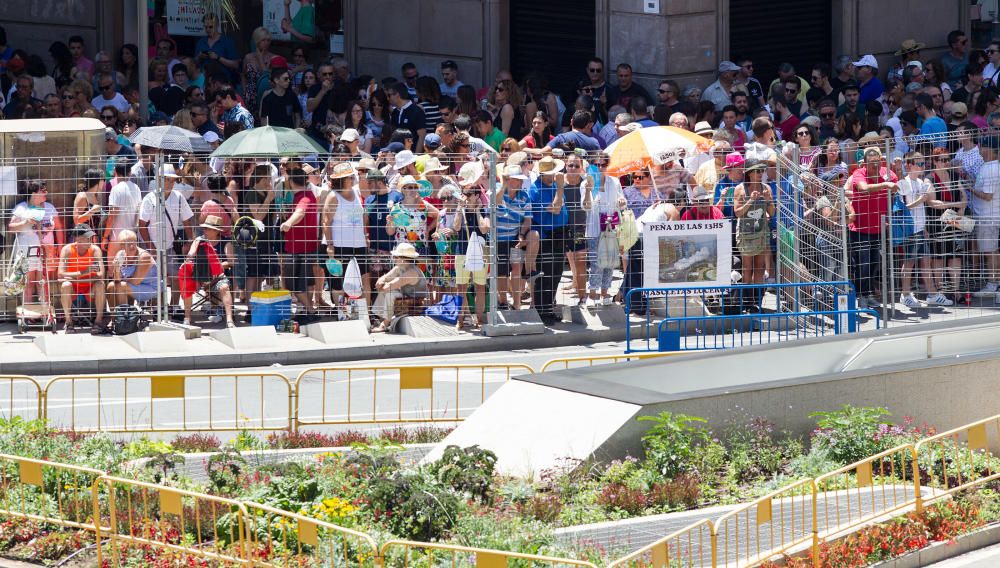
391, 242, 420, 259
423, 156, 448, 173
200, 215, 225, 231
743, 160, 767, 174
457, 161, 485, 186
329, 162, 356, 179
857, 131, 883, 145
533, 156, 565, 175
894, 39, 925, 56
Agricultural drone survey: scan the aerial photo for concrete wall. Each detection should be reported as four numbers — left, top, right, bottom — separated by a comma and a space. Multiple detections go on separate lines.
0, 1, 121, 68
607, 0, 720, 102
347, 0, 492, 91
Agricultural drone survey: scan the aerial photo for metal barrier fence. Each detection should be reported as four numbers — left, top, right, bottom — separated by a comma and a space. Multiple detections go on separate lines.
380, 540, 598, 568
0, 376, 42, 421
243, 501, 380, 567
293, 364, 534, 427
606, 519, 714, 568
714, 478, 815, 568
101, 475, 248, 565
624, 282, 878, 353
43, 372, 294, 433
915, 413, 1000, 506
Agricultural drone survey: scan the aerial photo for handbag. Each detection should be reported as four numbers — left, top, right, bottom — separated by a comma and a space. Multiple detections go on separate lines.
617, 208, 639, 251
425, 294, 462, 325
890, 193, 915, 246
597, 230, 619, 270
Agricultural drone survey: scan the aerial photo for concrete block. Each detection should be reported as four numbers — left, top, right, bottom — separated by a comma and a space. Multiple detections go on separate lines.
563, 305, 627, 328
211, 326, 279, 350
355, 0, 419, 51
33, 334, 92, 356
481, 308, 546, 337
304, 320, 372, 345
394, 315, 464, 338
121, 330, 187, 353
149, 321, 201, 339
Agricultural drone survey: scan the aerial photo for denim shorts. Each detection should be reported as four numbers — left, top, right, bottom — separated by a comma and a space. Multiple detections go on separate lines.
900, 234, 930, 262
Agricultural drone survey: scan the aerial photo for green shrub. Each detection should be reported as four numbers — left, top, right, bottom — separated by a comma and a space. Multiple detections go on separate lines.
367, 471, 460, 541
638, 412, 711, 478
428, 445, 497, 503
809, 405, 890, 464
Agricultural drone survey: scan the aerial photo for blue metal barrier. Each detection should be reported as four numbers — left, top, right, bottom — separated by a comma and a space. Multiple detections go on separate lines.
625, 281, 879, 353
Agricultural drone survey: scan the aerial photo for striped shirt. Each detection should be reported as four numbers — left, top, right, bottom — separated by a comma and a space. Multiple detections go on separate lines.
418, 102, 442, 130
494, 186, 533, 241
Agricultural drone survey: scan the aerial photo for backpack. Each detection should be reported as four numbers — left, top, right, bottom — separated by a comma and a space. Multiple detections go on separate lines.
113, 304, 146, 335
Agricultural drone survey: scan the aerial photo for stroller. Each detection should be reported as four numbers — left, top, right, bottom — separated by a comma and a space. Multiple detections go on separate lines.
3, 246, 56, 333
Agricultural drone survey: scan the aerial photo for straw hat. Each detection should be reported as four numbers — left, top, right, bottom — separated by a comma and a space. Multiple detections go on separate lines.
457, 161, 485, 186
391, 242, 420, 259
328, 162, 356, 179
398, 175, 420, 188
200, 215, 225, 231
503, 163, 527, 180
533, 156, 565, 175
857, 131, 883, 145
422, 156, 448, 173
355, 157, 378, 171
894, 39, 925, 56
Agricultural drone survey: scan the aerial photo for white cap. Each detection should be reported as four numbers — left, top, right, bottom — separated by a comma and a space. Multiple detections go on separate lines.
203, 131, 220, 144
158, 164, 180, 178
394, 150, 416, 170
340, 128, 360, 142
852, 54, 878, 70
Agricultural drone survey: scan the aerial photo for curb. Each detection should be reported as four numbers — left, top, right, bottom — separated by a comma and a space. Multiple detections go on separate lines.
0, 323, 630, 375
869, 522, 1000, 568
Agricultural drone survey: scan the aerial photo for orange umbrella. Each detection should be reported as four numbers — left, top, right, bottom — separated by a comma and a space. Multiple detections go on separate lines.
604, 126, 713, 176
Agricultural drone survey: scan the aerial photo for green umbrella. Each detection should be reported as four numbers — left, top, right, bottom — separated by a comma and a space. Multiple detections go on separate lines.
209, 125, 327, 157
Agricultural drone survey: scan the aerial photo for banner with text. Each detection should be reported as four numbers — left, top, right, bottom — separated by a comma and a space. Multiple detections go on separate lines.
642, 220, 732, 289
166, 0, 213, 36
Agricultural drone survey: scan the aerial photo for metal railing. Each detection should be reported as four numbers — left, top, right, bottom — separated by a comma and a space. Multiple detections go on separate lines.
606, 518, 714, 568
0, 376, 42, 421
243, 501, 380, 567
43, 372, 294, 433
380, 539, 598, 568
293, 364, 534, 427
624, 282, 875, 353
915, 413, 1000, 506
714, 478, 815, 568
538, 353, 682, 372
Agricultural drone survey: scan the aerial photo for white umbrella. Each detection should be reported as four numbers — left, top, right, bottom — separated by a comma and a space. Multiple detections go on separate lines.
130, 125, 211, 153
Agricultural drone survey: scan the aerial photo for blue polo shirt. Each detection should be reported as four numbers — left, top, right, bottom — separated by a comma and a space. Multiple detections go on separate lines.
918, 116, 948, 148
547, 130, 602, 151
859, 77, 884, 104
526, 179, 568, 237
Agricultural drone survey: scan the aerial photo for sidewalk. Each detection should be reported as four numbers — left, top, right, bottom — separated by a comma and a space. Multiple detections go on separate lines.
0, 315, 631, 375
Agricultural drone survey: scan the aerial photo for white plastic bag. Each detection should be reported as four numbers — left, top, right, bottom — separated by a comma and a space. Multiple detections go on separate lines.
465, 233, 485, 271
343, 257, 363, 299
597, 231, 619, 270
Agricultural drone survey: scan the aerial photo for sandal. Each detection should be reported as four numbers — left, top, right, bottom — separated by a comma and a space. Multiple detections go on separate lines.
90, 321, 109, 335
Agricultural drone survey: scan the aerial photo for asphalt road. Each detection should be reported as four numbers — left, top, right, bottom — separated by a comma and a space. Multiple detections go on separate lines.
24, 341, 631, 440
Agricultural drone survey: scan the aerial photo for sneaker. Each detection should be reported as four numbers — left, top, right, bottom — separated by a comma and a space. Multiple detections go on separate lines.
974, 282, 998, 297
526, 270, 544, 283
900, 293, 921, 308
926, 293, 954, 306
208, 313, 223, 324
182, 319, 191, 326
864, 295, 881, 309
601, 296, 613, 306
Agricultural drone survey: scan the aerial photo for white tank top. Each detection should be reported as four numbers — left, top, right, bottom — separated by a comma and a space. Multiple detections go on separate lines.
331, 189, 367, 248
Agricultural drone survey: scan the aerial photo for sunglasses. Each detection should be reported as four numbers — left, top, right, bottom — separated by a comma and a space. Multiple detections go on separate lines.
566, 164, 581, 169
820, 113, 835, 119
101, 115, 117, 120
785, 88, 798, 94
101, 84, 114, 90
988, 49, 999, 54
588, 68, 603, 73
742, 64, 753, 69
658, 88, 673, 94
62, 94, 75, 100
321, 72, 334, 76
910, 161, 926, 167
796, 131, 810, 137
495, 87, 505, 92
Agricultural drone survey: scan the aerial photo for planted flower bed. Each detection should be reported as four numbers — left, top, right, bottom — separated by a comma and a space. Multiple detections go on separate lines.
0, 405, 996, 567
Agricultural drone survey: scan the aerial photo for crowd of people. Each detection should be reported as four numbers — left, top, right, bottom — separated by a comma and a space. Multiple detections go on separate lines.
2, 21, 999, 333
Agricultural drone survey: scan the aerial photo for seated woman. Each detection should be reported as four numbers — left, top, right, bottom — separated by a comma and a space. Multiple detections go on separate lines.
57, 224, 107, 334
178, 215, 236, 327
108, 229, 159, 307
371, 242, 428, 332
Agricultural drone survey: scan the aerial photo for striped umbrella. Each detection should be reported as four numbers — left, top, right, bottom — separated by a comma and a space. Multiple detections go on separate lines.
129, 125, 211, 153
209, 125, 327, 157
603, 126, 712, 176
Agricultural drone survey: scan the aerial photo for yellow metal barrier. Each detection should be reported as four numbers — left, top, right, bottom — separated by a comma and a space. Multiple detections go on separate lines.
539, 353, 682, 372
606, 518, 714, 568
100, 475, 248, 565
0, 375, 42, 421
915, 414, 1000, 505
0, 454, 104, 531
814, 444, 921, 551
380, 539, 598, 568
243, 501, 379, 567
43, 372, 293, 433
294, 364, 534, 427
713, 478, 815, 568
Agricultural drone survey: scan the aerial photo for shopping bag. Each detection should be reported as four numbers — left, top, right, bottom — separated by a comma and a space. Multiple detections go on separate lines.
597, 230, 620, 270
465, 233, 486, 271
890, 194, 915, 246
343, 257, 363, 299
425, 294, 462, 325
617, 208, 639, 251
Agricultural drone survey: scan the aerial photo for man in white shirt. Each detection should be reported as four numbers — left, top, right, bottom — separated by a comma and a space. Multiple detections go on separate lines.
104, 161, 143, 274
973, 139, 1000, 298
984, 39, 1000, 87
138, 164, 194, 311
91, 76, 130, 113
897, 151, 952, 307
